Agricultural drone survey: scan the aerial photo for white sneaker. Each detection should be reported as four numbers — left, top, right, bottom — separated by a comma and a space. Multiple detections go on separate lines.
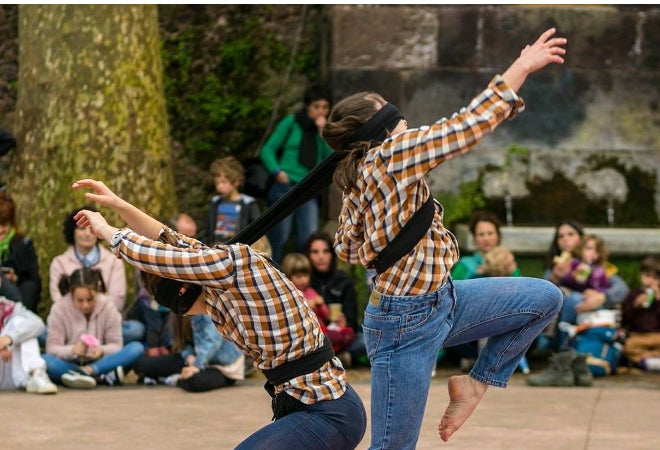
218, 354, 245, 381
100, 366, 125, 386
26, 369, 58, 394
61, 370, 96, 389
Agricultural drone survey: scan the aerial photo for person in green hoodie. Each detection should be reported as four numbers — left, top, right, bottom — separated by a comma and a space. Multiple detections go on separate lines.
260, 85, 334, 263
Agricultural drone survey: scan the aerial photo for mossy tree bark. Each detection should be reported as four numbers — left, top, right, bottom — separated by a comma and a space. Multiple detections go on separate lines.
9, 5, 174, 313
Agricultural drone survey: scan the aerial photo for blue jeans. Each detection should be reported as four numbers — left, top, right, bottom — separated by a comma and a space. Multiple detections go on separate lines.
363, 277, 562, 450
123, 319, 146, 344
236, 384, 366, 450
42, 341, 145, 383
266, 181, 319, 264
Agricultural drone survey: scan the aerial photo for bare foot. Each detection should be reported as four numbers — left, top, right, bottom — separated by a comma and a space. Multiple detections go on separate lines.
438, 375, 488, 442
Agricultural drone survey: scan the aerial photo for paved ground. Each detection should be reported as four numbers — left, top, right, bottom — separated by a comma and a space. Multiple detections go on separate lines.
2, 366, 660, 450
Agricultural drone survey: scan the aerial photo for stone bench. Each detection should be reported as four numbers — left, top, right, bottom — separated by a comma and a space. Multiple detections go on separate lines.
454, 225, 660, 257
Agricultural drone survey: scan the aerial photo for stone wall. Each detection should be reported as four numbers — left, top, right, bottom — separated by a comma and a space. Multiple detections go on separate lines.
329, 5, 659, 226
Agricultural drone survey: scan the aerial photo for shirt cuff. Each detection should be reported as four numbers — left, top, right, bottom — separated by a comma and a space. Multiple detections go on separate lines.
109, 228, 132, 254
490, 75, 525, 118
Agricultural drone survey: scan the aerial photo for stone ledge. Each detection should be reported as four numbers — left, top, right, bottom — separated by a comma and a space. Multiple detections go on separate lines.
455, 224, 660, 257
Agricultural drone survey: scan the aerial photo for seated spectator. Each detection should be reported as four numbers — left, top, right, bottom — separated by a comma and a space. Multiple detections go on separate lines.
43, 268, 143, 389
0, 294, 58, 394
0, 192, 41, 313
49, 206, 145, 343
527, 220, 630, 387
621, 256, 660, 371
205, 156, 261, 245
132, 313, 244, 392
482, 245, 519, 277
281, 252, 330, 324
305, 231, 366, 366
557, 233, 610, 294
544, 220, 628, 348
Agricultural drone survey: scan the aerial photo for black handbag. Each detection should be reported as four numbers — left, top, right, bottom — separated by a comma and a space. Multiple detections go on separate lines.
242, 156, 273, 199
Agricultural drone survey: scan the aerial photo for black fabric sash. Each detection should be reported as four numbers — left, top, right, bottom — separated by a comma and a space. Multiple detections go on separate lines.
349, 103, 404, 145
373, 195, 436, 274
228, 151, 346, 246
262, 335, 334, 386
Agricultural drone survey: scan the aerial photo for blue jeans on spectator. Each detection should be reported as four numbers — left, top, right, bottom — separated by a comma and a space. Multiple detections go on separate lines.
266, 181, 319, 264
122, 319, 146, 344
236, 384, 366, 450
363, 277, 562, 450
43, 341, 144, 383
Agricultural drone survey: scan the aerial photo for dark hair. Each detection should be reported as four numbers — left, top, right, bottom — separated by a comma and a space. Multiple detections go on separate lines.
468, 211, 502, 241
0, 192, 17, 229
58, 267, 106, 296
303, 84, 333, 106
63, 205, 99, 245
546, 219, 584, 269
305, 230, 337, 272
641, 256, 660, 278
323, 92, 387, 192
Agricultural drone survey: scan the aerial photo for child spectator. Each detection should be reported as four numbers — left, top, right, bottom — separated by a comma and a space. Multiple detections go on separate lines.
560, 233, 610, 294
134, 268, 172, 357
281, 252, 330, 324
43, 268, 143, 389
133, 313, 244, 391
482, 245, 519, 277
282, 252, 356, 365
621, 256, 660, 371
205, 156, 261, 244
0, 295, 58, 394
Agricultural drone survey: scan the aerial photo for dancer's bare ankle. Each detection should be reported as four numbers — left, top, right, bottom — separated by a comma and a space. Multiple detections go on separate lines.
438, 375, 488, 442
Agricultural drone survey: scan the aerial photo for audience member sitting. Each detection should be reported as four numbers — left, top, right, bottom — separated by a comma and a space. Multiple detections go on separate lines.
205, 156, 261, 245
556, 233, 610, 295
49, 206, 145, 343
0, 192, 41, 313
481, 245, 519, 277
133, 268, 172, 357
544, 220, 629, 349
621, 256, 660, 371
527, 220, 630, 387
43, 268, 143, 389
132, 312, 245, 392
305, 231, 366, 366
0, 294, 58, 394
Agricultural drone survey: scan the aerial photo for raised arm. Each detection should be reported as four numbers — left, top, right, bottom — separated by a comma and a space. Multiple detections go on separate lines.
72, 179, 164, 240
501, 27, 567, 93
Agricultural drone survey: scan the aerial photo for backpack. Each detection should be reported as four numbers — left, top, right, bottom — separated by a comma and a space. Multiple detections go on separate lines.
573, 327, 623, 377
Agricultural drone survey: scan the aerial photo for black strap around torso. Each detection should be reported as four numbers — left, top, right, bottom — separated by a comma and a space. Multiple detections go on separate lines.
373, 196, 436, 274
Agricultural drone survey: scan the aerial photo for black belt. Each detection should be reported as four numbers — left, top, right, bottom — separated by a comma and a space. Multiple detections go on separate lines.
262, 336, 335, 421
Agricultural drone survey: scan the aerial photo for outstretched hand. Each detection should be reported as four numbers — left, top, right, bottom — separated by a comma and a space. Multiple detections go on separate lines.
518, 28, 567, 74
72, 179, 123, 210
73, 208, 116, 242
502, 27, 567, 92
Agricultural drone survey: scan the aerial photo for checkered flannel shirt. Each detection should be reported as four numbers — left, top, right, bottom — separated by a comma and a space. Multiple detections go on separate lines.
335, 75, 525, 296
110, 226, 346, 404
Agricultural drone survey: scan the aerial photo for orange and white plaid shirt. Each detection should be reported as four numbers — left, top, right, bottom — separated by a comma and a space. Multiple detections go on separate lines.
335, 75, 525, 296
110, 226, 346, 404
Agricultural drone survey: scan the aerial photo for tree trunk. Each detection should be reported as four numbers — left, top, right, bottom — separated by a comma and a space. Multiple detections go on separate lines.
9, 5, 174, 312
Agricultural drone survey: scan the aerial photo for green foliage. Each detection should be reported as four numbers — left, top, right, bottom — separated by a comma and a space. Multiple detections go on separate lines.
436, 179, 486, 230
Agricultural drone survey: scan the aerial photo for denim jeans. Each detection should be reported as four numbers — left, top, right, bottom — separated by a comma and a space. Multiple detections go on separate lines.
39, 320, 146, 348
235, 384, 366, 450
266, 181, 319, 264
43, 341, 145, 382
363, 277, 562, 450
